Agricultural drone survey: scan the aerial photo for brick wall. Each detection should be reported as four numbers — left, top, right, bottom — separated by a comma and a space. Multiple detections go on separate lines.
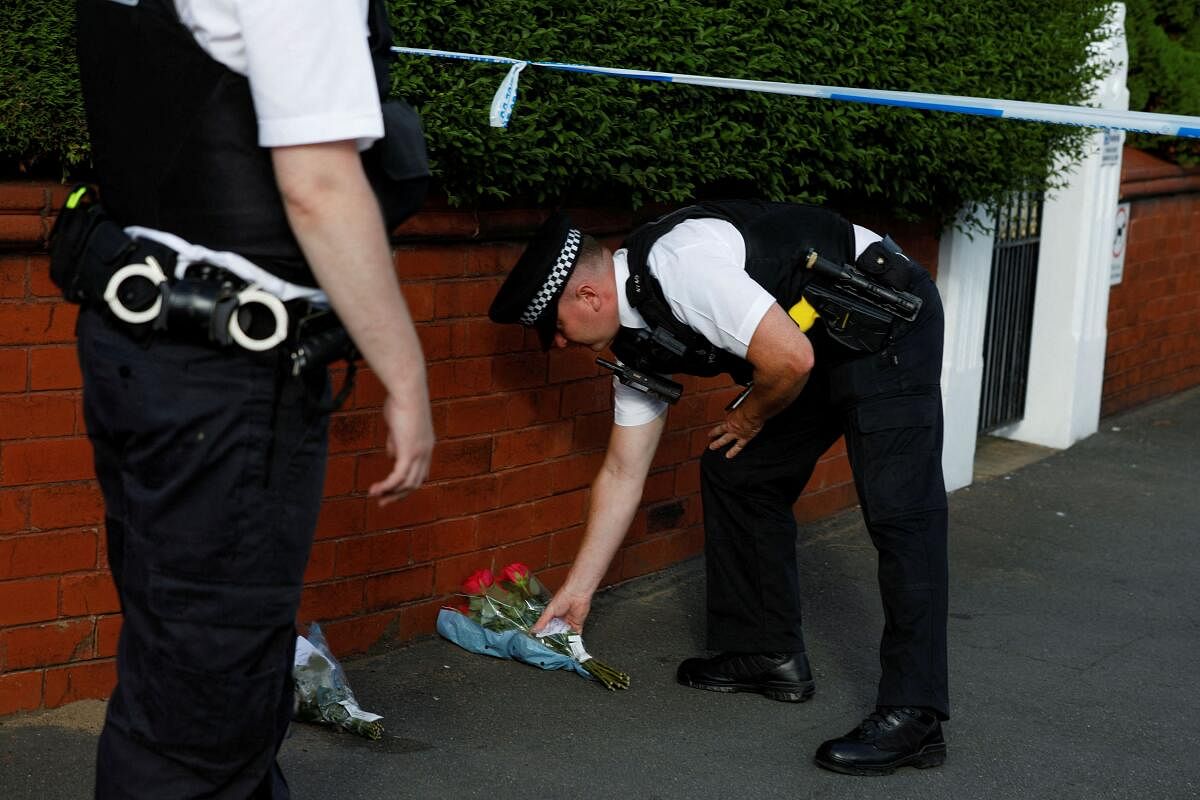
1103, 149, 1200, 416
0, 182, 939, 716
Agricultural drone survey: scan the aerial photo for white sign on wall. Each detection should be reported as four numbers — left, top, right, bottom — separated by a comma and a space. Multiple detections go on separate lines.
1110, 202, 1130, 286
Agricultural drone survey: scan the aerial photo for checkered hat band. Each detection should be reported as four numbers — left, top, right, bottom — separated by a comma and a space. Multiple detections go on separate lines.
520, 228, 581, 325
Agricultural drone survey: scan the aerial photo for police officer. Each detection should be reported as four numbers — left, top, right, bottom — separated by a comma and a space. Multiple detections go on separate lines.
70, 1, 433, 796
489, 201, 949, 775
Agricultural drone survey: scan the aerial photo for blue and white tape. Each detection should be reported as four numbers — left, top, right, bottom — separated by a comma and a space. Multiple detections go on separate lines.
393, 45, 1200, 138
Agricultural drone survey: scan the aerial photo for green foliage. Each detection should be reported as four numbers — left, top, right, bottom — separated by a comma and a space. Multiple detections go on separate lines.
0, 0, 1118, 221
1124, 0, 1200, 163
0, 0, 87, 177
390, 0, 1111, 221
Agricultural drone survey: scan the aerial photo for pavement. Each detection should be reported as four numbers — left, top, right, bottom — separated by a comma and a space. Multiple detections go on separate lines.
3, 386, 1200, 800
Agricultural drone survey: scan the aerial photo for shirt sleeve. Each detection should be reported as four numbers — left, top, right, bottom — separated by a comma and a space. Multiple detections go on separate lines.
650, 219, 776, 360
612, 376, 670, 427
232, 0, 383, 148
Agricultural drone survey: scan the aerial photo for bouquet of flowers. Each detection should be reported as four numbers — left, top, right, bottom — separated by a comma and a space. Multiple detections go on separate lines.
293, 622, 385, 740
440, 562, 630, 691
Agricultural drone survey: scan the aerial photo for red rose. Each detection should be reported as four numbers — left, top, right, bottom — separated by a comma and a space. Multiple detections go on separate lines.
462, 568, 494, 595
501, 562, 532, 585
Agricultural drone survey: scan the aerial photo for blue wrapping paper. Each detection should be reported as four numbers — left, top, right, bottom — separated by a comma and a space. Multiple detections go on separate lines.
436, 608, 592, 680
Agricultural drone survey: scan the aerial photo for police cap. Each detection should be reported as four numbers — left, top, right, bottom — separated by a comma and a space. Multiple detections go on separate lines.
488, 212, 583, 350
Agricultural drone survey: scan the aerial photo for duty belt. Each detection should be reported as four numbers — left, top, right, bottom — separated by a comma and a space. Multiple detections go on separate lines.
49, 186, 355, 377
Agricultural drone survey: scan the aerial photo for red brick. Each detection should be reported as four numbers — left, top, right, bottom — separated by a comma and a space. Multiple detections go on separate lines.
364, 565, 434, 609
0, 214, 45, 245
441, 395, 510, 437
549, 525, 585, 565
303, 541, 336, 583
394, 244, 468, 279
1, 437, 95, 485
335, 531, 410, 577
42, 659, 116, 708
504, 386, 562, 428
2, 619, 95, 670
0, 255, 26, 299
0, 487, 30, 533
413, 322, 452, 362
547, 347, 602, 383
0, 348, 27, 392
491, 352, 551, 392
451, 319, 526, 358
418, 517, 478, 560
495, 460, 560, 507
0, 670, 43, 716
28, 482, 104, 531
322, 454, 357, 497
491, 420, 574, 469
794, 483, 860, 523
0, 394, 76, 440
327, 411, 378, 454
319, 610, 400, 657
493, 537, 552, 576
428, 436, 492, 481
572, 411, 613, 452
432, 278, 502, 319
59, 572, 119, 616
476, 490, 588, 548
561, 377, 613, 417
361, 480, 442, 529
427, 357, 493, 400
392, 209, 479, 239
29, 255, 58, 298
95, 615, 122, 658
551, 452, 603, 494
0, 578, 56, 628
29, 346, 82, 390
400, 281, 435, 322
397, 597, 445, 640
314, 496, 366, 540
298, 578, 367, 622
0, 183, 50, 212
0, 530, 97, 579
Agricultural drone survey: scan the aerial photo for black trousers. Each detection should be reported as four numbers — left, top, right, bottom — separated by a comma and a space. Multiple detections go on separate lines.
700, 275, 950, 718
77, 308, 330, 799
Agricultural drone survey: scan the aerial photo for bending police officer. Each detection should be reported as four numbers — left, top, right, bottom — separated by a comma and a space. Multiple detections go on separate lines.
489, 201, 949, 775
67, 0, 433, 796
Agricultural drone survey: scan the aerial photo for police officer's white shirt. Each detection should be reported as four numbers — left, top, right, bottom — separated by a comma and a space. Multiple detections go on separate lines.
174, 0, 384, 149
127, 1, 387, 302
611, 218, 884, 426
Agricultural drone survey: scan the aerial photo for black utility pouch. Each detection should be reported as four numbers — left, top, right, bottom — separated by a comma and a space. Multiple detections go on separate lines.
48, 186, 136, 304
364, 100, 432, 230
804, 281, 894, 353
855, 237, 918, 292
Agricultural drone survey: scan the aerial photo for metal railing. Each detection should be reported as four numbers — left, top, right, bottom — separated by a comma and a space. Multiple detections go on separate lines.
978, 192, 1044, 434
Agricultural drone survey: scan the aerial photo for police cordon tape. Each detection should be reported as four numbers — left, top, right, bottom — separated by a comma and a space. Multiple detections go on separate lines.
393, 45, 1200, 138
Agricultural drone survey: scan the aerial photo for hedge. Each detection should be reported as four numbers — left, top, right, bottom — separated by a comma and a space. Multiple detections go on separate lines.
1, 0, 1125, 222
1125, 0, 1200, 164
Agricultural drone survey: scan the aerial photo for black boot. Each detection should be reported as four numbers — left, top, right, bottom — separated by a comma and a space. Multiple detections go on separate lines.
814, 706, 946, 775
676, 652, 814, 702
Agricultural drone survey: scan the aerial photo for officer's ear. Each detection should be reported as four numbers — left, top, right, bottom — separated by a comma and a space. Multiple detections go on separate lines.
575, 282, 603, 312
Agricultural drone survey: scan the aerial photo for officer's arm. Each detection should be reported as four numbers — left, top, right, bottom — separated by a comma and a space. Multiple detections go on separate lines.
271, 140, 434, 504
533, 413, 668, 633
708, 303, 814, 458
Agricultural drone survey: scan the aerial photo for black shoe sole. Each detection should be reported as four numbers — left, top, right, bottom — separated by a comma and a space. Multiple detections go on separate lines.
678, 676, 815, 703
814, 743, 947, 776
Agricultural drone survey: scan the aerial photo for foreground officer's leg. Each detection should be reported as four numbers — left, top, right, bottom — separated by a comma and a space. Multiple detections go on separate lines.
80, 309, 329, 799
681, 371, 839, 701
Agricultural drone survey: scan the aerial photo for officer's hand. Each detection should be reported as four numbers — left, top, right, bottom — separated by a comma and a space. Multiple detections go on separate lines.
707, 407, 763, 459
533, 588, 593, 634
369, 390, 435, 506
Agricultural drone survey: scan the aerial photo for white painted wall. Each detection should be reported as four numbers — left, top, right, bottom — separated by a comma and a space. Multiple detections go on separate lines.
995, 3, 1129, 449
937, 210, 996, 491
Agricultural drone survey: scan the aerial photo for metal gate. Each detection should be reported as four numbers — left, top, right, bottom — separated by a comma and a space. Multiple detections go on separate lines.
978, 192, 1044, 434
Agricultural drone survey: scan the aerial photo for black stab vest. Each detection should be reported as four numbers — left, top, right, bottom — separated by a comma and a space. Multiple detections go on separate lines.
611, 200, 855, 383
76, 0, 426, 287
